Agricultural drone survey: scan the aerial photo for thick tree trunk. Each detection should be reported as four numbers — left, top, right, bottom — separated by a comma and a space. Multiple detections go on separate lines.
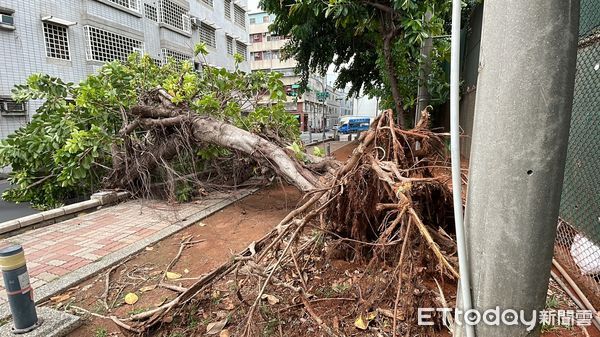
109, 100, 324, 194
382, 34, 405, 128
415, 11, 433, 125
190, 116, 319, 192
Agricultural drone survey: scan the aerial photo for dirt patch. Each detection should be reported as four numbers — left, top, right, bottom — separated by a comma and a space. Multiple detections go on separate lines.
59, 184, 302, 337
329, 141, 357, 161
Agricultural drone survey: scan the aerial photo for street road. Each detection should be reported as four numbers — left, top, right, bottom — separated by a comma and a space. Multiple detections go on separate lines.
0, 180, 38, 222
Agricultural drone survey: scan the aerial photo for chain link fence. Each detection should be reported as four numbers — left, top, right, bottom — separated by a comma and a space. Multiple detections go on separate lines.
554, 0, 600, 307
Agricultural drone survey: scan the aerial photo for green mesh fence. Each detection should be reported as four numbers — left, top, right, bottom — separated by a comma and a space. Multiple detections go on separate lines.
554, 0, 600, 299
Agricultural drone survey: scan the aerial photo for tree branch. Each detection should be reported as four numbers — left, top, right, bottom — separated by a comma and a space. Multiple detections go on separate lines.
364, 1, 395, 14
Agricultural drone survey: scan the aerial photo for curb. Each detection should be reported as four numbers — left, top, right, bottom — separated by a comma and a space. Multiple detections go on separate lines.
0, 191, 129, 236
306, 136, 335, 146
0, 307, 81, 337
0, 187, 257, 320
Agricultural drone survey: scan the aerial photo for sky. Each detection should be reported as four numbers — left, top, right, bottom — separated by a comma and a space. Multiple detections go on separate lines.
248, 0, 259, 11
246, 0, 378, 116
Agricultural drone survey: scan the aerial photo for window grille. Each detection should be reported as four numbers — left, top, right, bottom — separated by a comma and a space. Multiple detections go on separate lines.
224, 0, 231, 20
161, 48, 192, 64
199, 23, 216, 48
236, 40, 247, 60
158, 0, 191, 33
201, 0, 213, 7
105, 0, 140, 12
43, 22, 70, 60
144, 3, 157, 21
182, 13, 190, 32
84, 25, 144, 62
226, 35, 234, 55
234, 5, 245, 27
249, 18, 255, 24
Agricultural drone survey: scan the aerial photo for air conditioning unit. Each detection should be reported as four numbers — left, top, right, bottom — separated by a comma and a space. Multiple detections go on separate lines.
190, 16, 200, 28
0, 100, 27, 116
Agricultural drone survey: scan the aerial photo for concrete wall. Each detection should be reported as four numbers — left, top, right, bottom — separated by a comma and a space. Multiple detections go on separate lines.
0, 0, 250, 140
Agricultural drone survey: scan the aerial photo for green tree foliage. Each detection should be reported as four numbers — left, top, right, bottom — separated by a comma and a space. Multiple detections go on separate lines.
0, 47, 297, 209
261, 0, 458, 126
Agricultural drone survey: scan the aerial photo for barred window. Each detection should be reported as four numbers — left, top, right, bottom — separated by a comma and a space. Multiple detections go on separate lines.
226, 35, 234, 55
144, 3, 157, 21
199, 23, 216, 48
251, 33, 262, 42
201, 0, 213, 7
234, 5, 245, 27
43, 22, 70, 60
158, 0, 191, 33
161, 48, 192, 64
236, 40, 247, 60
84, 25, 143, 62
224, 0, 231, 20
105, 0, 140, 12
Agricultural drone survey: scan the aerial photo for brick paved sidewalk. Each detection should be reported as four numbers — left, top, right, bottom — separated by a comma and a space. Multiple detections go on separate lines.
0, 191, 238, 304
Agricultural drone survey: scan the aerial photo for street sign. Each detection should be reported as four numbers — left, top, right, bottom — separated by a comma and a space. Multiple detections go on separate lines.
316, 91, 329, 102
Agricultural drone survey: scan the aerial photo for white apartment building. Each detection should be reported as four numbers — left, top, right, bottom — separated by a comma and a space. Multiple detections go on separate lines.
248, 10, 351, 132
0, 0, 251, 140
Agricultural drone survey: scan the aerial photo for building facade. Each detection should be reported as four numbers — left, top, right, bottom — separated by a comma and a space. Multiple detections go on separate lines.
0, 0, 250, 140
248, 10, 352, 132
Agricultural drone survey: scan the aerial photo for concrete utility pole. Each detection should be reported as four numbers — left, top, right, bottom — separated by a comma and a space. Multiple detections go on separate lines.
457, 1, 579, 336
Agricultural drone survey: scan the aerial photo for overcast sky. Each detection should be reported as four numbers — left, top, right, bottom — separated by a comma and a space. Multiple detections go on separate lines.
248, 0, 259, 11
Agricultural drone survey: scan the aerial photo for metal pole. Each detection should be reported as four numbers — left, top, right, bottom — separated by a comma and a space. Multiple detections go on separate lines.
449, 0, 474, 336
322, 77, 327, 142
322, 103, 326, 142
0, 244, 41, 333
308, 102, 313, 143
457, 1, 579, 336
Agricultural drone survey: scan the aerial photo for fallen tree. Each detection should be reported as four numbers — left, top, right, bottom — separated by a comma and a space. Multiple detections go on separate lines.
0, 47, 334, 208
101, 109, 459, 336
107, 88, 322, 194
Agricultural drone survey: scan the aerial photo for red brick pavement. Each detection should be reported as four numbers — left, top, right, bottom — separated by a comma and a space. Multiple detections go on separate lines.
0, 196, 228, 303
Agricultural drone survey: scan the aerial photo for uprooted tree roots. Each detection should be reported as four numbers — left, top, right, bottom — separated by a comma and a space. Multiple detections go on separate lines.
104, 109, 460, 336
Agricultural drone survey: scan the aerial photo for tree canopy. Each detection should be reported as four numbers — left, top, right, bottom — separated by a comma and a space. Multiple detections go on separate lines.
261, 0, 456, 126
0, 47, 305, 209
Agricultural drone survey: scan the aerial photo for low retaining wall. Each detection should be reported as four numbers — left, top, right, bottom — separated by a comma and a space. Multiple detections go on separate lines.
0, 191, 129, 236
